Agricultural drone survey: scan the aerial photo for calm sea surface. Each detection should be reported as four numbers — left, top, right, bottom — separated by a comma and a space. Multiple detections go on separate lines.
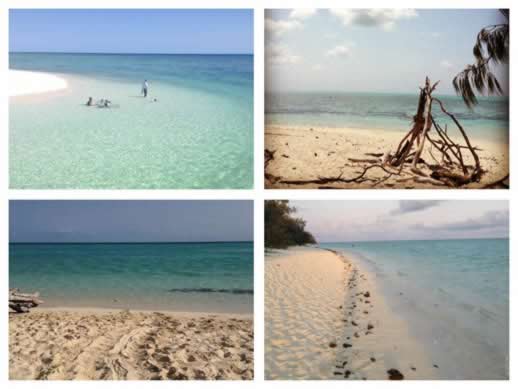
322, 239, 509, 379
10, 53, 253, 189
9, 242, 254, 314
266, 92, 508, 144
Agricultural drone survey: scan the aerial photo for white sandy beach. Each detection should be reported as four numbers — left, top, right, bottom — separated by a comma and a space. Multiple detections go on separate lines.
265, 247, 438, 380
9, 308, 253, 380
9, 70, 68, 97
265, 247, 347, 379
265, 125, 509, 189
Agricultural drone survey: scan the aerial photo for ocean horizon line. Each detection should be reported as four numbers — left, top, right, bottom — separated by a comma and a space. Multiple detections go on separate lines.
266, 90, 510, 99
318, 236, 508, 244
10, 240, 253, 245
10, 51, 253, 56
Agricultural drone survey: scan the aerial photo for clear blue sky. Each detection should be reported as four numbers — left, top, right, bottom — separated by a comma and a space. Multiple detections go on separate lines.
10, 201, 253, 243
266, 9, 508, 94
10, 9, 253, 54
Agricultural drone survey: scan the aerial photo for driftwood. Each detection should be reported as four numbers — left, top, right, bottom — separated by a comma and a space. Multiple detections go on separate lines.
266, 77, 495, 188
9, 289, 43, 313
483, 174, 510, 189
265, 149, 275, 170
379, 77, 483, 186
264, 149, 284, 185
348, 158, 380, 164
280, 164, 395, 185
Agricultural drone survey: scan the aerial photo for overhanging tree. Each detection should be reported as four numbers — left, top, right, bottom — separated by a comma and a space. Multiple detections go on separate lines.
453, 9, 509, 108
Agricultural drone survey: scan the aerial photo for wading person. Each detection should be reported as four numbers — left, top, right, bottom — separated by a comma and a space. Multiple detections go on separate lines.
142, 79, 149, 97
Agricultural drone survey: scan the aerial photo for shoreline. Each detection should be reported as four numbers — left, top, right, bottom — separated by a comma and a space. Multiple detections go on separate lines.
17, 306, 253, 319
8, 294, 253, 317
14, 292, 254, 315
323, 248, 438, 380
265, 246, 438, 380
10, 308, 253, 380
266, 123, 508, 147
9, 69, 68, 97
9, 66, 251, 103
265, 125, 509, 189
329, 243, 509, 380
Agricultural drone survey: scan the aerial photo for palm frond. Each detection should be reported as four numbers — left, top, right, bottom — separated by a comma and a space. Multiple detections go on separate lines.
453, 10, 508, 108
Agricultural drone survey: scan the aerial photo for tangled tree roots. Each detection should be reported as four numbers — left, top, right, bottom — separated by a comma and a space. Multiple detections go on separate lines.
270, 77, 494, 188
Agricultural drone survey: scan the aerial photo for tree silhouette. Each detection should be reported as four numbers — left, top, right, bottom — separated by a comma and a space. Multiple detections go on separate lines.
265, 200, 316, 248
453, 9, 509, 108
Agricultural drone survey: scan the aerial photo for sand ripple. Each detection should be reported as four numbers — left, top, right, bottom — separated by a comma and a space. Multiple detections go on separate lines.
265, 247, 346, 379
265, 247, 438, 380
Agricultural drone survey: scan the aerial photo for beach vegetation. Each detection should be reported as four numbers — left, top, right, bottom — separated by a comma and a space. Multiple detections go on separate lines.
265, 200, 316, 248
453, 9, 509, 108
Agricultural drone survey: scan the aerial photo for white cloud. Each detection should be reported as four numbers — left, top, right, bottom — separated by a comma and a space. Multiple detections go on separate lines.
440, 60, 454, 69
431, 32, 441, 38
266, 44, 301, 66
326, 44, 352, 58
329, 9, 418, 30
265, 18, 302, 39
312, 64, 323, 71
289, 9, 317, 20
265, 9, 318, 40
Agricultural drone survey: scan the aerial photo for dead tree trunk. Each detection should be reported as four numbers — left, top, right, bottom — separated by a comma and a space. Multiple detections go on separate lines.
376, 77, 483, 187
387, 77, 439, 171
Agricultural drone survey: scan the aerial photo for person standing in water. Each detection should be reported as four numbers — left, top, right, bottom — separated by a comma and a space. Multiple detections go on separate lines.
142, 80, 149, 97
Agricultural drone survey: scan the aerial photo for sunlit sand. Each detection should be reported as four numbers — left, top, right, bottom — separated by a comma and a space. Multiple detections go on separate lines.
10, 70, 68, 97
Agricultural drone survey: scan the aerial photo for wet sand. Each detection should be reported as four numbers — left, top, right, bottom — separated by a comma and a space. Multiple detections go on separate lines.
265, 125, 508, 189
265, 247, 439, 380
328, 249, 438, 380
9, 308, 253, 380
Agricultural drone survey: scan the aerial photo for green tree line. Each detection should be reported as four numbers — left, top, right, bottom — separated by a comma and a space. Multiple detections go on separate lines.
265, 200, 316, 249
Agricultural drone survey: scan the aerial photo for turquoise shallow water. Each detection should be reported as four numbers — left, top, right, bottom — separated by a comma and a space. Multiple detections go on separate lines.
10, 53, 253, 189
322, 239, 509, 379
9, 242, 253, 314
266, 92, 509, 144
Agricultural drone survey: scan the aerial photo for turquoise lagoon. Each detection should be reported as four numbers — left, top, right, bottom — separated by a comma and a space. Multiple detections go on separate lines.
10, 53, 253, 189
322, 239, 509, 379
9, 242, 254, 314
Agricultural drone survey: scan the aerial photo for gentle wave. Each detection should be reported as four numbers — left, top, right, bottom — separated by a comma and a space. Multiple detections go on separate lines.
266, 108, 508, 122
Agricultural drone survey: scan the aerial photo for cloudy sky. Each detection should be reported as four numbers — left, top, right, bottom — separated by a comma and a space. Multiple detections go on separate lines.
291, 200, 509, 242
10, 201, 253, 243
266, 9, 509, 94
